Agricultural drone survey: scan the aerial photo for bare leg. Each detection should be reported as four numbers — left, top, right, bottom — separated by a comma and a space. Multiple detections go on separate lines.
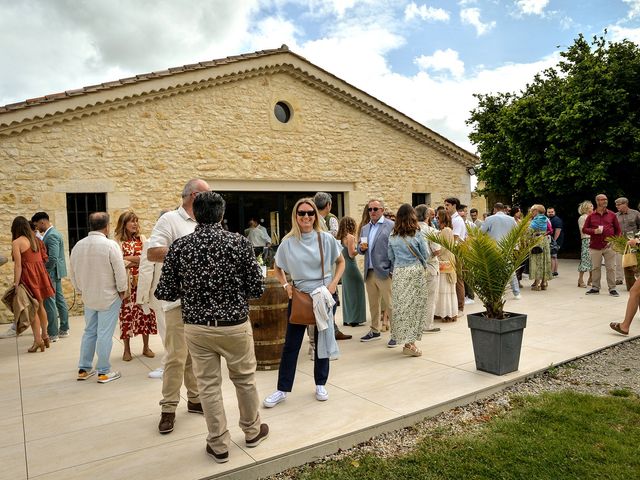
37, 302, 48, 339
621, 277, 640, 332
142, 334, 154, 357
578, 271, 585, 287
123, 337, 132, 361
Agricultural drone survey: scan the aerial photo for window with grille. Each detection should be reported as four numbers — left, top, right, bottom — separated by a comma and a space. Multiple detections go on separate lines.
66, 193, 107, 252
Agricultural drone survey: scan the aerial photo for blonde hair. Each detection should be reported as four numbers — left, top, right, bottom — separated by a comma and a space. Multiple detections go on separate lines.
530, 204, 545, 215
578, 201, 593, 215
115, 211, 140, 242
284, 198, 322, 240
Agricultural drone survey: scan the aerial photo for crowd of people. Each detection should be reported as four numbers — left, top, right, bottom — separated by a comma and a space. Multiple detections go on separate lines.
2, 180, 639, 464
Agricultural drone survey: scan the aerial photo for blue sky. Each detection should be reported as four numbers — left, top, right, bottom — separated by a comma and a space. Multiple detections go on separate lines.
2, 0, 639, 152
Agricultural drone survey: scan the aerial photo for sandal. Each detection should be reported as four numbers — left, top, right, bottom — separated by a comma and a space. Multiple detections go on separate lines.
142, 348, 155, 358
402, 344, 422, 357
609, 322, 629, 336
42, 336, 51, 348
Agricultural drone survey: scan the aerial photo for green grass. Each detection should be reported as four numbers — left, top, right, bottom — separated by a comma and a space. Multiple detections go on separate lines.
298, 392, 640, 480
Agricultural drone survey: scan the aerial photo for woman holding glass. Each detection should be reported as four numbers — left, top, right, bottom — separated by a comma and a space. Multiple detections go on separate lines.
263, 198, 344, 408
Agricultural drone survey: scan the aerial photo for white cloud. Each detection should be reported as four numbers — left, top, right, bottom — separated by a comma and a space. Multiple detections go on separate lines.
623, 0, 640, 19
415, 48, 464, 78
516, 0, 550, 16
460, 8, 496, 36
608, 25, 640, 43
404, 3, 450, 22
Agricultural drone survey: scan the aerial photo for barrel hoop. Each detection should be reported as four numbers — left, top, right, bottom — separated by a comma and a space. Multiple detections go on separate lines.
249, 303, 289, 311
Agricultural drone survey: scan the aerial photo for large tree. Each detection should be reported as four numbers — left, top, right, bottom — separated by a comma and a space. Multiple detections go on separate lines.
468, 34, 640, 209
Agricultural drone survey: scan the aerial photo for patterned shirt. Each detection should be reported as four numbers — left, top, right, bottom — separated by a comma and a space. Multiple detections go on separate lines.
154, 223, 264, 325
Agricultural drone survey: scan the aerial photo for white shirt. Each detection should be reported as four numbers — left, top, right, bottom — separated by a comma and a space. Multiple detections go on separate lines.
148, 206, 197, 311
69, 232, 128, 311
451, 212, 467, 241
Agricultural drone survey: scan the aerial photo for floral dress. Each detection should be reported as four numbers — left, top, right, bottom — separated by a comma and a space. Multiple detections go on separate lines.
119, 238, 157, 339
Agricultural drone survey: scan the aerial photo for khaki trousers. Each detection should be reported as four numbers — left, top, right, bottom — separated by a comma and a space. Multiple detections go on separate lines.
589, 246, 617, 292
455, 277, 465, 311
160, 306, 199, 413
185, 322, 261, 455
424, 272, 439, 330
365, 271, 392, 333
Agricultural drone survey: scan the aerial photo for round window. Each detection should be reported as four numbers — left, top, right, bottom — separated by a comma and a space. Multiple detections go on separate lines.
274, 102, 292, 123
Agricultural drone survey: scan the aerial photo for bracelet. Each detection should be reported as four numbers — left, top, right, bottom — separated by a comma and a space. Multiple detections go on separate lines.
282, 282, 289, 289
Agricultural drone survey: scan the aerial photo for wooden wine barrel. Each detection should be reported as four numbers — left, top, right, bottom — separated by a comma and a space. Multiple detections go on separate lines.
249, 275, 289, 371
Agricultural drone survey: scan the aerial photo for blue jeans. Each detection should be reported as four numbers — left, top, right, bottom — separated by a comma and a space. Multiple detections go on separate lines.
45, 275, 69, 337
78, 298, 122, 374
510, 274, 520, 295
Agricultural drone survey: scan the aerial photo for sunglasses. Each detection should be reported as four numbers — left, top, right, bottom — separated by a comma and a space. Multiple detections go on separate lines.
296, 210, 316, 217
368, 207, 380, 212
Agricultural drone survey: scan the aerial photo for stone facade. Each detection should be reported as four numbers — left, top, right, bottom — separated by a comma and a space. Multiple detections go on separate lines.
0, 48, 476, 313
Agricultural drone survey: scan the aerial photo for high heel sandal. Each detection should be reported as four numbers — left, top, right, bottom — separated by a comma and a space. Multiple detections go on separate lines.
42, 336, 51, 348
27, 341, 45, 353
402, 344, 422, 357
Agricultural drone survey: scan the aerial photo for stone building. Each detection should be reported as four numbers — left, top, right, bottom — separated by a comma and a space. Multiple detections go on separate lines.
0, 45, 477, 309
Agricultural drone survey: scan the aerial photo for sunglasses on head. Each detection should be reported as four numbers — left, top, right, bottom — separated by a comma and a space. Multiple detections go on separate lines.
297, 210, 316, 217
368, 207, 380, 212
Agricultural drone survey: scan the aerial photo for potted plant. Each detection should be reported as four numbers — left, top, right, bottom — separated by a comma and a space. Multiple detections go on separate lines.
426, 215, 543, 375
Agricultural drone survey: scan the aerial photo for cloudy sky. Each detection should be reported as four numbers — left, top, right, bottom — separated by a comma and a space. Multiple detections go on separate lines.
2, 0, 639, 152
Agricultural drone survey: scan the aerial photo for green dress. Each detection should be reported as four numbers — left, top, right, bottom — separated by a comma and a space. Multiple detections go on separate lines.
341, 244, 366, 325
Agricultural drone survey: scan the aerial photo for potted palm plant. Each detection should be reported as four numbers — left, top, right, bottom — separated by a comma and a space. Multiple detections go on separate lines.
427, 214, 543, 375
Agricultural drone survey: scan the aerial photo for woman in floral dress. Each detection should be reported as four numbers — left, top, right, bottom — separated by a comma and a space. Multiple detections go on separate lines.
115, 211, 157, 361
577, 201, 594, 288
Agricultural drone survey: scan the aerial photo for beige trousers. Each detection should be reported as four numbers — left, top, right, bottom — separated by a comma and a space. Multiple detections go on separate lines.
185, 322, 261, 455
424, 272, 439, 330
589, 246, 617, 292
365, 271, 392, 333
160, 306, 199, 413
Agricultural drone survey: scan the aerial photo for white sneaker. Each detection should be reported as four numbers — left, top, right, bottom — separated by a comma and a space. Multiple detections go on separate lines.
97, 371, 121, 384
148, 368, 164, 379
315, 385, 329, 401
513, 293, 522, 300
0, 325, 17, 338
457, 310, 464, 318
263, 390, 287, 408
464, 297, 475, 305
59, 330, 70, 338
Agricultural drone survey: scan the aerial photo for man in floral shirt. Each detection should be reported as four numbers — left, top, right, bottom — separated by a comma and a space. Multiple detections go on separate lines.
155, 191, 268, 463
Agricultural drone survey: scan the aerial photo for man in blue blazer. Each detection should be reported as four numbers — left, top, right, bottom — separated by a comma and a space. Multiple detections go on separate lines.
357, 199, 394, 344
32, 212, 70, 340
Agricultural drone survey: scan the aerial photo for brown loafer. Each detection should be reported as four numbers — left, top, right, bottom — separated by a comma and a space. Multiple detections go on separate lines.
335, 331, 352, 340
158, 412, 175, 434
142, 348, 155, 358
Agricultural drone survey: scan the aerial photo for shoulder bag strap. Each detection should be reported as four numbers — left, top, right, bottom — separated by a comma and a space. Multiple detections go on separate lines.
317, 231, 325, 285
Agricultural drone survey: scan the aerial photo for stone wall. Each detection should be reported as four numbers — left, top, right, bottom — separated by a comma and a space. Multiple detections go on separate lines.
0, 71, 471, 300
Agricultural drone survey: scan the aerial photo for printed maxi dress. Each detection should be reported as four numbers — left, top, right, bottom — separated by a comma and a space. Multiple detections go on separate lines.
119, 238, 157, 339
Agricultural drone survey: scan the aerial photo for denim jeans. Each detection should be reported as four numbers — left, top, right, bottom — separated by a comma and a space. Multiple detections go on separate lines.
510, 274, 520, 295
78, 298, 122, 374
45, 275, 69, 337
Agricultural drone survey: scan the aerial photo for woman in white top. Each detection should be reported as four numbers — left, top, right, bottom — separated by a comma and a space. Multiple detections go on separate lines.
577, 201, 594, 288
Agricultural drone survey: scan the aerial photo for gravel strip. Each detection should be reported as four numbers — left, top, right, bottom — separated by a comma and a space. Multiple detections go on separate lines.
266, 337, 640, 479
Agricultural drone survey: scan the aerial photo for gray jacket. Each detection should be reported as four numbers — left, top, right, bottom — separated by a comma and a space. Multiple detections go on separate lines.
357, 218, 394, 279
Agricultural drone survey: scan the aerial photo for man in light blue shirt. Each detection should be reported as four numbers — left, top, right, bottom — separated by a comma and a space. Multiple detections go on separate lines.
481, 202, 521, 299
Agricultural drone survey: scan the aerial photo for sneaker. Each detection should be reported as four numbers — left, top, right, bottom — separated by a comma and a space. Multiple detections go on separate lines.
263, 390, 287, 408
187, 401, 204, 414
148, 368, 164, 379
360, 330, 381, 342
513, 293, 522, 300
315, 385, 329, 401
464, 297, 475, 305
245, 423, 269, 448
387, 339, 398, 348
206, 444, 229, 463
585, 288, 599, 295
457, 310, 464, 318
58, 330, 70, 338
552, 272, 559, 277
609, 290, 620, 297
616, 280, 624, 285
97, 371, 121, 384
77, 369, 96, 381
423, 327, 441, 333
158, 412, 175, 434
50, 335, 58, 343
0, 325, 17, 338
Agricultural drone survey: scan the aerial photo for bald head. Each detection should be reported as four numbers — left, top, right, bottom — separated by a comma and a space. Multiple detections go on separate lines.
181, 179, 210, 207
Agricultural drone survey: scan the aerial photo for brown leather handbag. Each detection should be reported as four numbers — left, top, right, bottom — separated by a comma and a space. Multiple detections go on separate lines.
289, 232, 325, 325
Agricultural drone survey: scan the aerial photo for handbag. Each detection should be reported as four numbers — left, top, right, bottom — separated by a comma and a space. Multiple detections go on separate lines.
289, 232, 324, 325
622, 244, 637, 268
439, 259, 455, 274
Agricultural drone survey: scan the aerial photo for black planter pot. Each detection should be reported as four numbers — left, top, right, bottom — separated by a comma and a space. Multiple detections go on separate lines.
467, 312, 527, 376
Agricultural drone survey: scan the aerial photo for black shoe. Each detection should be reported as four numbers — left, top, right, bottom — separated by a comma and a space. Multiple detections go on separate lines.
585, 288, 599, 295
609, 290, 620, 297
552, 272, 559, 277
206, 444, 229, 463
187, 401, 204, 414
158, 412, 175, 434
246, 423, 269, 448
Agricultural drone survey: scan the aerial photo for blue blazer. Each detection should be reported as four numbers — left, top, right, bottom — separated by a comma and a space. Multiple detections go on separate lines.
42, 227, 68, 280
357, 219, 394, 279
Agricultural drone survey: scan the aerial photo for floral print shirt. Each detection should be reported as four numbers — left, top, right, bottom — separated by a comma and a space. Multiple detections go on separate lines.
155, 223, 264, 324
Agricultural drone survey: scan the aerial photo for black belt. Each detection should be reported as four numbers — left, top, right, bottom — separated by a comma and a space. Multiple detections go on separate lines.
201, 318, 247, 327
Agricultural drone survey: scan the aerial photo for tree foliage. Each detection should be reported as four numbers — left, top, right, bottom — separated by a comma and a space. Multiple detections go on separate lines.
468, 34, 640, 206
